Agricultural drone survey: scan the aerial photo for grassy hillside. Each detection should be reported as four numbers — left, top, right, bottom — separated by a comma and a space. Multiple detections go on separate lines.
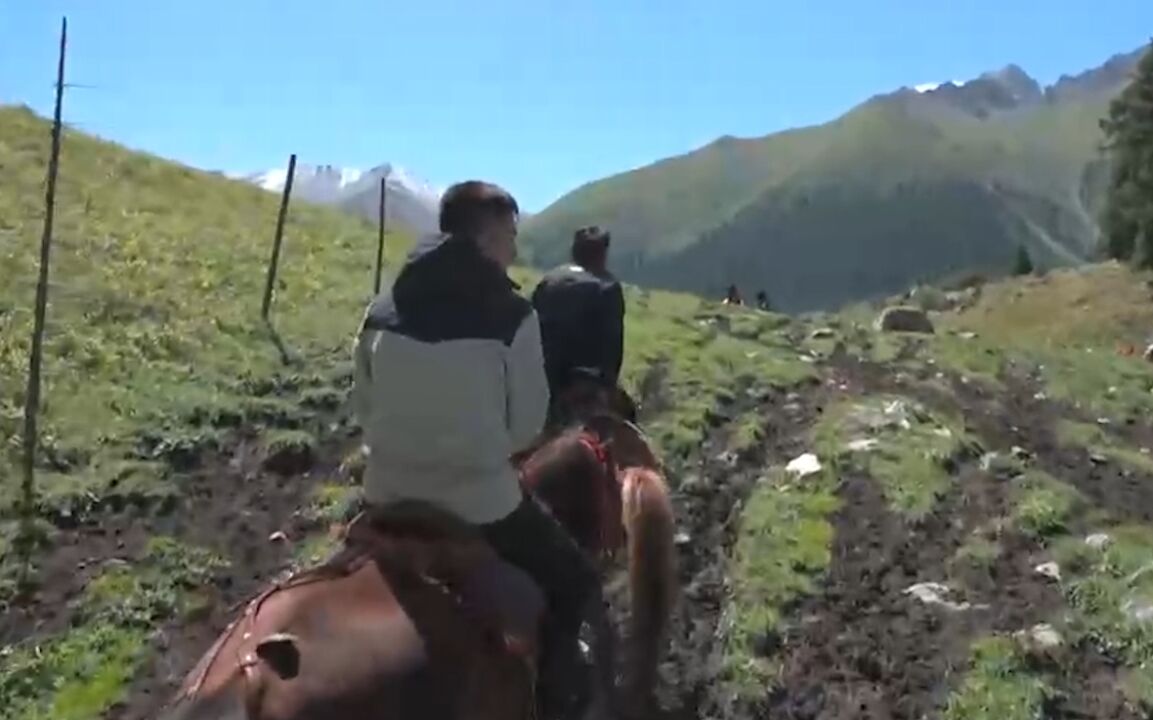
0, 105, 415, 517
520, 49, 1144, 311
0, 106, 812, 719
7, 103, 1153, 720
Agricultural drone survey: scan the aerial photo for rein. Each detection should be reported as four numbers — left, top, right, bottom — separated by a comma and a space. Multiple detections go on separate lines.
574, 428, 624, 558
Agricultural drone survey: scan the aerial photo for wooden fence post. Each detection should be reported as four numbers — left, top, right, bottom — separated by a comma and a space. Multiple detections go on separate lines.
261, 153, 296, 320
19, 16, 68, 568
374, 177, 387, 294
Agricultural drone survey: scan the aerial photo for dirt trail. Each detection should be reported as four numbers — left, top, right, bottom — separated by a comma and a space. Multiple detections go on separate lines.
639, 375, 829, 719
860, 356, 1146, 720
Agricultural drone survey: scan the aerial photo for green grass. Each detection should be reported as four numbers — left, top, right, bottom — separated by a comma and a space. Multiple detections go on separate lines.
0, 106, 411, 519
725, 411, 766, 456
942, 636, 1054, 720
924, 332, 1008, 387
0, 537, 226, 720
1056, 419, 1153, 474
950, 529, 1004, 573
941, 263, 1153, 419
813, 396, 972, 519
1053, 524, 1153, 709
621, 297, 815, 461
723, 467, 840, 699
1011, 471, 1082, 541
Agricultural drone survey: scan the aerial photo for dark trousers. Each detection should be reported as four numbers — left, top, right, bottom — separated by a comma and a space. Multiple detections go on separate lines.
481, 495, 600, 705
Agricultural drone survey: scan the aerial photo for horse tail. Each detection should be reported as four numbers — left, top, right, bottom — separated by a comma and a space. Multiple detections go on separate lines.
619, 466, 678, 708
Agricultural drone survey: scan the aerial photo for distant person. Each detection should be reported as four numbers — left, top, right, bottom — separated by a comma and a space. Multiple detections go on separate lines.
531, 225, 633, 425
723, 284, 743, 305
350, 180, 600, 720
755, 290, 771, 311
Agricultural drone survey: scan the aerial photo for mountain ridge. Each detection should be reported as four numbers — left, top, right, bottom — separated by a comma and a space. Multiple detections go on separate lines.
520, 45, 1147, 310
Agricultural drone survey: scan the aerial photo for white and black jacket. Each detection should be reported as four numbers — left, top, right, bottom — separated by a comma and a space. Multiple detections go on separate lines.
351, 233, 550, 524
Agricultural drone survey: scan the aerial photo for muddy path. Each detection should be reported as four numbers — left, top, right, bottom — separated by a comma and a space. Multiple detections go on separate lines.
834, 355, 1145, 720
942, 371, 1153, 528
737, 355, 1143, 720
648, 375, 831, 720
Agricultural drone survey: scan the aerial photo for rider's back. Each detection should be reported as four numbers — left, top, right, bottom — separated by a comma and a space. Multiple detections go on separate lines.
353, 232, 548, 524
531, 263, 624, 391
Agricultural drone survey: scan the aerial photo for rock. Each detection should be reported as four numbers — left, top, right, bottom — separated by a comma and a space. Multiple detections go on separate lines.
1122, 596, 1153, 623
809, 327, 837, 340
903, 582, 981, 612
673, 531, 691, 546
1035, 562, 1061, 582
1010, 446, 1033, 462
714, 451, 740, 470
1085, 533, 1112, 550
875, 306, 935, 334
958, 331, 979, 340
1089, 453, 1108, 465
745, 386, 772, 402
678, 473, 706, 493
1144, 344, 1153, 363
980, 452, 1022, 479
1015, 623, 1064, 656
785, 453, 822, 478
846, 438, 879, 453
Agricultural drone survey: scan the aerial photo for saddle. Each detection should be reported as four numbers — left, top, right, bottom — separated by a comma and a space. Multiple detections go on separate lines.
341, 501, 545, 659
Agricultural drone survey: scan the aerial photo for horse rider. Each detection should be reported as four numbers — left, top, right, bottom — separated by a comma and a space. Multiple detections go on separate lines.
530, 225, 636, 426
350, 180, 601, 720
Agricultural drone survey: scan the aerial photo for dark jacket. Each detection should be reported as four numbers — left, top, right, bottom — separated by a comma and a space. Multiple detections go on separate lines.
530, 263, 625, 393
351, 233, 549, 523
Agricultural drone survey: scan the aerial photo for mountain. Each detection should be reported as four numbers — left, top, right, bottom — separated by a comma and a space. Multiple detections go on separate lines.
241, 162, 442, 235
520, 46, 1148, 312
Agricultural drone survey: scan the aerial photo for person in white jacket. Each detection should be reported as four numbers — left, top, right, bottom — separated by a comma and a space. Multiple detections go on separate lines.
351, 180, 601, 720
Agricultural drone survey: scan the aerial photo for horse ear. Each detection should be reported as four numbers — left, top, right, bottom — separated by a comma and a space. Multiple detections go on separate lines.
254, 633, 302, 680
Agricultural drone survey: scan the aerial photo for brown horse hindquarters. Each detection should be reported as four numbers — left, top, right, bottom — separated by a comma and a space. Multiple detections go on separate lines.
167, 519, 541, 720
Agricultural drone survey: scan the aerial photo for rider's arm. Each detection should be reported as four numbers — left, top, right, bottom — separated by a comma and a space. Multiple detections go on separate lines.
506, 310, 550, 450
350, 312, 377, 434
602, 282, 626, 384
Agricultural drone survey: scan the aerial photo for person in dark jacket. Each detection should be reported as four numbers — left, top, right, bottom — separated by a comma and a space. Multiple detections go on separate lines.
530, 226, 627, 425
351, 181, 601, 720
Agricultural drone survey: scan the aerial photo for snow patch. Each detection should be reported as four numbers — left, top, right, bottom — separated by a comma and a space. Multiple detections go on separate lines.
240, 162, 443, 234
913, 80, 963, 93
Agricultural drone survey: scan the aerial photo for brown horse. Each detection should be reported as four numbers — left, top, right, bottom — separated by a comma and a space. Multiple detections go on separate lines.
158, 386, 677, 720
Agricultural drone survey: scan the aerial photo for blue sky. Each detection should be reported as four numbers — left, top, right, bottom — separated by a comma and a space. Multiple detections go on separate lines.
2, 2, 1151, 212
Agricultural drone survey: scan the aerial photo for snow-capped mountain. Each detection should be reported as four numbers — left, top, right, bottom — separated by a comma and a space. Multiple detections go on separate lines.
893, 47, 1143, 120
240, 162, 443, 235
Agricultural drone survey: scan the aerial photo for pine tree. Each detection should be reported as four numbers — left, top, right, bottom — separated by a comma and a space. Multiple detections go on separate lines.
1013, 245, 1034, 275
1100, 41, 1153, 268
